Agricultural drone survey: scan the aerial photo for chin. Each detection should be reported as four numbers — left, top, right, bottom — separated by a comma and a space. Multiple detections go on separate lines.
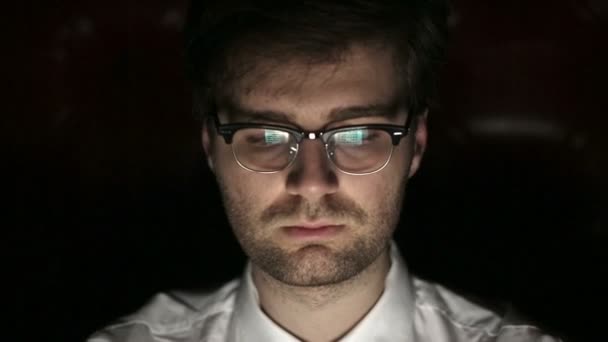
274, 245, 361, 286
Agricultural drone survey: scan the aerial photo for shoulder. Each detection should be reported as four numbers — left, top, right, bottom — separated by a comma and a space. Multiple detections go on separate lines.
412, 277, 562, 342
87, 279, 240, 342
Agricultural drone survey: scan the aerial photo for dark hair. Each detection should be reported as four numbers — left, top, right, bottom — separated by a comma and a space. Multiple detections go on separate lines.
184, 0, 449, 121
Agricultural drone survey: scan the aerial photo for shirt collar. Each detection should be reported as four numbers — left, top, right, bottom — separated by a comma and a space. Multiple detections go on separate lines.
340, 241, 416, 341
228, 262, 300, 342
228, 241, 415, 342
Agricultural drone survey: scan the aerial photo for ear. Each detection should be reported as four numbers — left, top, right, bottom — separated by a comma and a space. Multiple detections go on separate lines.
407, 110, 428, 178
202, 119, 215, 172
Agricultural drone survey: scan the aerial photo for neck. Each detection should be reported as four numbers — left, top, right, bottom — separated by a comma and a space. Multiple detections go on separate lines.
252, 247, 391, 342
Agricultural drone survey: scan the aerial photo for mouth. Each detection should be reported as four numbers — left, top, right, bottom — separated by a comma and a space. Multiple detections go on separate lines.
281, 222, 345, 240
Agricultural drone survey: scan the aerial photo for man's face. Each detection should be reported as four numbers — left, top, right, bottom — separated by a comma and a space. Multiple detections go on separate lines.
203, 44, 427, 287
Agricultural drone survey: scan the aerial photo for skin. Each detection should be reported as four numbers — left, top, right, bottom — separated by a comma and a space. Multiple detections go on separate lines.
203, 43, 427, 341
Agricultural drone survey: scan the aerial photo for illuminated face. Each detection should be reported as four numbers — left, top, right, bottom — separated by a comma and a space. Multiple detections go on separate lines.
203, 44, 427, 286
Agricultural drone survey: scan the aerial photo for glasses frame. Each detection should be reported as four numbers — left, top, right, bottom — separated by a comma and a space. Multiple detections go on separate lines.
211, 114, 414, 175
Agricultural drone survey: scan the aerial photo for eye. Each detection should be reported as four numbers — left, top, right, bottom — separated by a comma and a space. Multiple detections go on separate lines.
264, 130, 289, 144
334, 129, 377, 145
244, 129, 289, 146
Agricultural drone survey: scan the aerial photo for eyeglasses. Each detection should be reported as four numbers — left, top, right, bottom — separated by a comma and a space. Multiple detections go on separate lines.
211, 115, 413, 175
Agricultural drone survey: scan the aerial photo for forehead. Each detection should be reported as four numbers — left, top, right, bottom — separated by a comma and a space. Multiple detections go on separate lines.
217, 44, 404, 127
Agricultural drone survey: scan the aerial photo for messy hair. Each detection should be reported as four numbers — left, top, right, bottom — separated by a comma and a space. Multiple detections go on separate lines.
184, 0, 449, 120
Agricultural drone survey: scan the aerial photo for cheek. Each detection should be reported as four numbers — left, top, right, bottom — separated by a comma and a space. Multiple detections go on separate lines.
340, 173, 403, 209
215, 157, 284, 214
339, 145, 411, 213
211, 142, 290, 202
219, 171, 278, 202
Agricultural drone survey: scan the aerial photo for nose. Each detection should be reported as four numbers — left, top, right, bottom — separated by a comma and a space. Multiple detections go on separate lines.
285, 138, 338, 200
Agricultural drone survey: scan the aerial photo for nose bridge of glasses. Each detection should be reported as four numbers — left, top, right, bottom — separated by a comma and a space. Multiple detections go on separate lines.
293, 134, 332, 168
286, 134, 338, 197
294, 130, 325, 142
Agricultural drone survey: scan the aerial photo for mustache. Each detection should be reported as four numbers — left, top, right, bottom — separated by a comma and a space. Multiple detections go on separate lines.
260, 194, 368, 225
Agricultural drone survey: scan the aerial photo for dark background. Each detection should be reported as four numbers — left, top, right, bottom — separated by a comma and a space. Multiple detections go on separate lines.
7, 0, 607, 341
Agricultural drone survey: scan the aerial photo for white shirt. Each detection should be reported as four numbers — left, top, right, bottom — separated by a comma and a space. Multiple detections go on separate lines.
88, 244, 562, 341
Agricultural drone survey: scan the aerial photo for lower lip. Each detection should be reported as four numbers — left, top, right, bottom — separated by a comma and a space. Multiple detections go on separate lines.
283, 225, 344, 239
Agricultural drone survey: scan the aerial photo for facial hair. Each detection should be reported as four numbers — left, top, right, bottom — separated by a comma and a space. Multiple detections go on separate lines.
216, 176, 405, 287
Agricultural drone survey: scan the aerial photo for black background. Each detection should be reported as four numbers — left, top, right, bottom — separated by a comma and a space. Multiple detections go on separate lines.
7, 0, 608, 341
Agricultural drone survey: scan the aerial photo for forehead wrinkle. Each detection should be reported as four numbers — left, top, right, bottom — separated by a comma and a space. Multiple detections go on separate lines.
217, 43, 405, 127
223, 41, 361, 101
218, 65, 340, 126
237, 60, 345, 103
218, 93, 404, 129
218, 91, 405, 129
217, 40, 404, 102
326, 99, 404, 123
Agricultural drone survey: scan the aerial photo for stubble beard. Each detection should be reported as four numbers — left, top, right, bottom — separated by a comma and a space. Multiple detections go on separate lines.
217, 176, 406, 287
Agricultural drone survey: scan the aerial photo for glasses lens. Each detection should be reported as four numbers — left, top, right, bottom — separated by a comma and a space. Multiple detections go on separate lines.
328, 128, 393, 174
232, 128, 296, 172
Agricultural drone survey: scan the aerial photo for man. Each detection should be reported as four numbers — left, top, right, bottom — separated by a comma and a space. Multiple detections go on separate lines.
89, 1, 561, 341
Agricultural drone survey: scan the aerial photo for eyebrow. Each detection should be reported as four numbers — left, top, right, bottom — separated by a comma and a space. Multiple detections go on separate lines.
327, 102, 402, 123
218, 98, 403, 127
